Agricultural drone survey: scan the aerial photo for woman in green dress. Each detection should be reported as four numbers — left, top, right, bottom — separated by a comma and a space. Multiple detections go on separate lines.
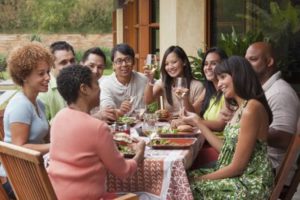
183, 56, 274, 199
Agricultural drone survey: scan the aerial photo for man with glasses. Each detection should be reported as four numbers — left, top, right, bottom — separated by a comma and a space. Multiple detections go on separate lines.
39, 41, 76, 123
100, 43, 147, 119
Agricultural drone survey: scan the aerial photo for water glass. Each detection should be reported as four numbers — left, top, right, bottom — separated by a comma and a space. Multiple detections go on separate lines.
142, 113, 158, 139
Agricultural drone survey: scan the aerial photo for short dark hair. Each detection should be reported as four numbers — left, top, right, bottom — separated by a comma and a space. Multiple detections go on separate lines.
200, 47, 228, 117
215, 56, 272, 124
50, 41, 75, 55
161, 45, 194, 106
57, 64, 93, 105
81, 47, 106, 65
111, 43, 135, 63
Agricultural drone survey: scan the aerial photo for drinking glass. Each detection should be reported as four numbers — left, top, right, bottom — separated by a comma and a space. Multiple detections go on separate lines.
142, 113, 158, 139
174, 77, 187, 113
123, 88, 136, 117
145, 54, 159, 73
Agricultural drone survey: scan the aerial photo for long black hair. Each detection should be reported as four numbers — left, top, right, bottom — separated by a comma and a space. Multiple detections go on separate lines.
214, 56, 272, 124
160, 46, 194, 106
200, 47, 228, 117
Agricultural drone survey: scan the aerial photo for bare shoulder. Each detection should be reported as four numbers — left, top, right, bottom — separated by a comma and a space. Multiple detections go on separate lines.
242, 99, 266, 119
245, 99, 264, 112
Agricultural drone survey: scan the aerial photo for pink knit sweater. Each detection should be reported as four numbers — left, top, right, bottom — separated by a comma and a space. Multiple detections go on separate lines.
48, 108, 137, 199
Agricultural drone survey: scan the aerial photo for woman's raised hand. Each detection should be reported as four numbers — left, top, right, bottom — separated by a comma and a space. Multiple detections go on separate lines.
143, 65, 155, 83
181, 110, 201, 127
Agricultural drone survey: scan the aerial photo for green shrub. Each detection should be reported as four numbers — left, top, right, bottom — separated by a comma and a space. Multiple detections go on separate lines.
238, 1, 300, 78
219, 27, 265, 57
189, 48, 205, 82
0, 0, 113, 33
0, 54, 6, 68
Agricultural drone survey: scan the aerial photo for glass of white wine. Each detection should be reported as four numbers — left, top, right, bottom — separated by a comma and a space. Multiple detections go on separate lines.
142, 112, 158, 140
174, 77, 187, 113
145, 54, 159, 73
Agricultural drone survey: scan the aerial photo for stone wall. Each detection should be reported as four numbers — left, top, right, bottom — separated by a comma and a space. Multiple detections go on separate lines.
0, 34, 113, 55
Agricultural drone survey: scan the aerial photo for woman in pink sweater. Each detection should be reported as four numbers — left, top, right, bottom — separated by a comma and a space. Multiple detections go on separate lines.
47, 64, 145, 199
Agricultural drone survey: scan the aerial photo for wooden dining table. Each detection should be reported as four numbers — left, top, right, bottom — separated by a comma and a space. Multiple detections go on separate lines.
106, 122, 205, 200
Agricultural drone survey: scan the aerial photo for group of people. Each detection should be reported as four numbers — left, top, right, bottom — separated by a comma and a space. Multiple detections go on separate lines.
0, 39, 299, 199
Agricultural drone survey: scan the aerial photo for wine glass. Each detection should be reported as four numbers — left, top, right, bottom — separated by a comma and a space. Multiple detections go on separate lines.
123, 88, 136, 117
142, 112, 158, 140
145, 54, 159, 73
174, 77, 187, 114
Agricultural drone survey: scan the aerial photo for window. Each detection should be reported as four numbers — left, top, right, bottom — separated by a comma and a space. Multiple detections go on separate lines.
119, 0, 160, 72
209, 0, 268, 46
150, 0, 160, 55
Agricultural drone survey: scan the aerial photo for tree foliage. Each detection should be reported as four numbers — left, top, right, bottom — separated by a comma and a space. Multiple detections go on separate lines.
0, 0, 113, 33
218, 1, 300, 77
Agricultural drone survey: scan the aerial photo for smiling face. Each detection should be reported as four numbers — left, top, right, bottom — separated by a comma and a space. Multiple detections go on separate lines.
82, 53, 105, 80
52, 50, 75, 77
204, 52, 222, 81
164, 52, 184, 78
217, 73, 235, 99
244, 42, 277, 86
25, 60, 51, 94
113, 51, 134, 80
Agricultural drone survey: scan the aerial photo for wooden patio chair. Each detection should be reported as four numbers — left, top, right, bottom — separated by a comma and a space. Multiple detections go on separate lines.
0, 109, 5, 141
0, 141, 57, 200
0, 183, 9, 200
114, 193, 139, 200
0, 109, 8, 199
269, 118, 300, 200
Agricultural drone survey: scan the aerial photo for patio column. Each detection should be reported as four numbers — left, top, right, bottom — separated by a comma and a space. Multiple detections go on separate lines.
116, 8, 123, 44
160, 0, 207, 58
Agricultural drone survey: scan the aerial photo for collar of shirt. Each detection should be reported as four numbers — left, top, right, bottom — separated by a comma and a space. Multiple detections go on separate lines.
49, 73, 58, 90
262, 71, 281, 92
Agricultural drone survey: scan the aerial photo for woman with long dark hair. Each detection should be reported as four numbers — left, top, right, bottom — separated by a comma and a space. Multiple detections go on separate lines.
144, 45, 203, 115
183, 56, 274, 199
195, 47, 228, 136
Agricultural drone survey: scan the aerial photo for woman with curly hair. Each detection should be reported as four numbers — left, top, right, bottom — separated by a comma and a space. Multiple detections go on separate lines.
1, 42, 53, 198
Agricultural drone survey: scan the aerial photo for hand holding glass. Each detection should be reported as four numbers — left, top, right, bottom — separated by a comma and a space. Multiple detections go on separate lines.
142, 113, 158, 139
174, 77, 188, 114
145, 54, 159, 73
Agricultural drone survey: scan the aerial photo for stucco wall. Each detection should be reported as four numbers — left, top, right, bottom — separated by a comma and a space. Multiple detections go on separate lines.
160, 0, 206, 58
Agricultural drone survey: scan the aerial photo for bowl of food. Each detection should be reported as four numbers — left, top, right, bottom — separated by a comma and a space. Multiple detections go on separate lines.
113, 133, 136, 158
148, 138, 197, 149
117, 116, 137, 126
158, 124, 199, 138
155, 109, 170, 122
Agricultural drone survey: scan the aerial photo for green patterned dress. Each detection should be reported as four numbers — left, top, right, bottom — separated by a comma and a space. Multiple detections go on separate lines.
190, 101, 274, 200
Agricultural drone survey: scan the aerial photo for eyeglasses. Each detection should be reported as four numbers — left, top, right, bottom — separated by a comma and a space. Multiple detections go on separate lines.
113, 57, 133, 65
